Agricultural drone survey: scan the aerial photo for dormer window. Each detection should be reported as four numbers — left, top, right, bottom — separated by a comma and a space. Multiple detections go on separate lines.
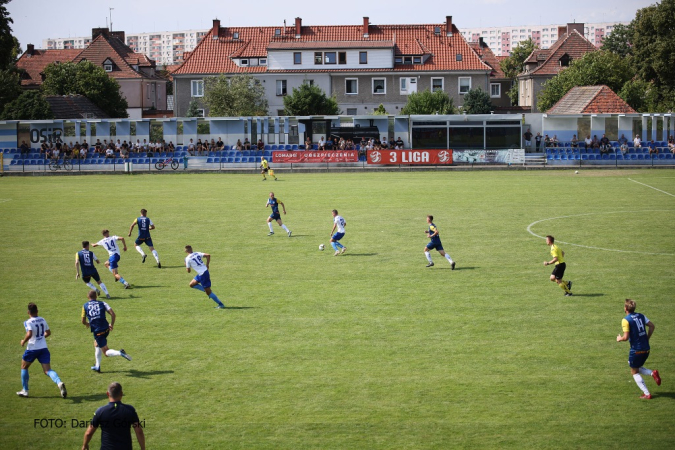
404, 56, 412, 64
395, 56, 402, 64
434, 27, 441, 35
103, 58, 114, 72
560, 53, 571, 67
413, 56, 422, 64
241, 59, 249, 66
233, 32, 239, 40
275, 29, 281, 36
259, 58, 267, 66
456, 54, 462, 61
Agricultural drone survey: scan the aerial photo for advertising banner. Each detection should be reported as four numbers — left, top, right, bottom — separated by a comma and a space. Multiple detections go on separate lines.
453, 149, 525, 164
272, 150, 358, 163
367, 149, 453, 165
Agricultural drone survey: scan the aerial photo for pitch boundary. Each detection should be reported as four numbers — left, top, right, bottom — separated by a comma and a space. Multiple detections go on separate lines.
526, 210, 675, 256
627, 178, 675, 197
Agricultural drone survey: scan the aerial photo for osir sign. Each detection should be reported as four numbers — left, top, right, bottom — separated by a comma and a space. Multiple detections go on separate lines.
367, 150, 453, 165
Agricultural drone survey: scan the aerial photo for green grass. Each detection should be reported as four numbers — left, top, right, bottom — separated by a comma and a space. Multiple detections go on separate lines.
0, 169, 674, 449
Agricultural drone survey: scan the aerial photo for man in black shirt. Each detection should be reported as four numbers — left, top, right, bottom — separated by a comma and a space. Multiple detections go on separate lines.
82, 382, 145, 450
395, 137, 404, 149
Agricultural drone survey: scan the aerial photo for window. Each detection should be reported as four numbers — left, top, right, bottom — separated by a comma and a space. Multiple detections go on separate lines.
325, 52, 336, 64
346, 108, 357, 116
458, 77, 471, 94
293, 52, 301, 64
404, 56, 412, 64
191, 80, 204, 97
241, 59, 248, 66
314, 52, 323, 64
345, 78, 358, 95
338, 52, 347, 64
275, 28, 281, 36
259, 58, 267, 65
303, 79, 314, 86
233, 32, 239, 39
413, 56, 422, 64
195, 109, 205, 118
359, 51, 367, 64
104, 63, 113, 72
276, 80, 287, 96
394, 56, 402, 64
431, 78, 444, 92
372, 78, 385, 94
490, 83, 501, 97
400, 77, 407, 93
456, 53, 462, 61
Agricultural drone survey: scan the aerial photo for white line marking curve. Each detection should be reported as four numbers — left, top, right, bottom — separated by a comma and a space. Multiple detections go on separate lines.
628, 178, 675, 197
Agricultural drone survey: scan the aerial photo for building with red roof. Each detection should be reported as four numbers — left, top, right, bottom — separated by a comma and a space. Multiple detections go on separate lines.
172, 16, 494, 116
546, 85, 636, 115
467, 38, 511, 108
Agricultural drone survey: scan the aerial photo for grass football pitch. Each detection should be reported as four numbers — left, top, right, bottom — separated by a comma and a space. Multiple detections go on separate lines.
0, 169, 674, 449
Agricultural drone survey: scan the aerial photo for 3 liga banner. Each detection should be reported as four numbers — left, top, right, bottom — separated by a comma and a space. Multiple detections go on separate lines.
272, 150, 359, 163
367, 149, 453, 165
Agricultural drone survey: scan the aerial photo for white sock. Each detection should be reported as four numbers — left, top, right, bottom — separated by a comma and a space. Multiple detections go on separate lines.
106, 349, 121, 357
425, 252, 433, 263
444, 253, 454, 264
639, 367, 653, 377
633, 374, 650, 395
86, 282, 97, 291
152, 249, 160, 263
268, 222, 274, 232
95, 347, 102, 367
99, 283, 109, 295
135, 246, 146, 256
281, 224, 289, 232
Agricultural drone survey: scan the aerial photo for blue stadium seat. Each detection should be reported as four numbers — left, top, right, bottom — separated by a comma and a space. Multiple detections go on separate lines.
291, 144, 298, 150
664, 153, 673, 159
206, 157, 214, 163
234, 157, 241, 163
264, 145, 271, 150
581, 154, 588, 160
270, 145, 277, 150
223, 145, 230, 150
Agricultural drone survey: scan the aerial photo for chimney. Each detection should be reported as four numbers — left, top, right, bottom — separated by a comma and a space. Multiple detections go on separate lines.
111, 31, 125, 43
557, 25, 567, 41
92, 28, 109, 40
295, 17, 302, 38
363, 17, 369, 38
212, 19, 220, 40
567, 22, 585, 37
27, 44, 34, 55
446, 16, 453, 36
478, 37, 485, 47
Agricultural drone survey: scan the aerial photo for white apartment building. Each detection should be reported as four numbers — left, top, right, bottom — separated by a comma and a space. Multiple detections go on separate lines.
42, 21, 629, 64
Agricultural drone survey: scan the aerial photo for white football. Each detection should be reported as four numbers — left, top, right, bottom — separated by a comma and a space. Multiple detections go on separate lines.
575, 171, 579, 174
319, 244, 325, 251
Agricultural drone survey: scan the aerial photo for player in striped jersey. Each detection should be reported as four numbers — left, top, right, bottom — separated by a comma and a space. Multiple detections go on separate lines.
185, 246, 225, 309
93, 229, 130, 289
128, 209, 161, 268
81, 290, 131, 372
76, 241, 110, 299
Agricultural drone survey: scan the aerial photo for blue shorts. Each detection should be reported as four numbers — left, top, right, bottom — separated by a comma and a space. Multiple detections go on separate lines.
108, 253, 121, 270
135, 237, 154, 247
195, 271, 212, 289
628, 349, 650, 368
332, 232, 345, 241
82, 271, 101, 283
269, 212, 281, 221
92, 330, 109, 348
23, 348, 51, 364
426, 240, 444, 251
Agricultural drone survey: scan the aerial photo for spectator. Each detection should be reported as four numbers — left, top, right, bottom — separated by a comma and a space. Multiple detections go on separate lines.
243, 137, 251, 150
234, 139, 242, 151
668, 136, 675, 155
338, 137, 346, 150
257, 139, 264, 151
79, 145, 87, 160
584, 135, 592, 150
318, 136, 326, 150
620, 140, 629, 155
326, 137, 334, 150
20, 140, 30, 155
105, 147, 114, 159
360, 137, 367, 150
381, 136, 389, 149
599, 134, 611, 155
51, 146, 60, 161
571, 135, 579, 148
187, 139, 195, 156
121, 142, 130, 159
62, 142, 72, 160
95, 139, 102, 151
82, 140, 89, 151
216, 137, 224, 150
618, 134, 628, 147
648, 140, 659, 157
544, 135, 551, 148
523, 128, 533, 148
115, 139, 122, 151
346, 139, 354, 150
141, 139, 148, 152
167, 141, 175, 151
395, 137, 404, 149
634, 134, 641, 148
210, 139, 217, 151
591, 135, 600, 149
552, 135, 559, 147
39, 142, 48, 156
533, 132, 542, 152
304, 136, 312, 149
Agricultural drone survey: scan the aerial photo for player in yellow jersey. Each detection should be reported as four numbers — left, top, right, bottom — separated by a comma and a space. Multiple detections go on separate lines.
260, 156, 277, 181
543, 235, 573, 296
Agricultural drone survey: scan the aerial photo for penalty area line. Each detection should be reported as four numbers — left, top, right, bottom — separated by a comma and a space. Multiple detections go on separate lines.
628, 178, 675, 197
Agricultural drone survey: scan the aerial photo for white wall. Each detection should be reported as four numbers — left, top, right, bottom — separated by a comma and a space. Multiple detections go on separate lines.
268, 48, 393, 70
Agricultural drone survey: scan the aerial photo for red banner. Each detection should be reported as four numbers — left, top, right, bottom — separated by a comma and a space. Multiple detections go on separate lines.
272, 150, 358, 163
367, 149, 453, 165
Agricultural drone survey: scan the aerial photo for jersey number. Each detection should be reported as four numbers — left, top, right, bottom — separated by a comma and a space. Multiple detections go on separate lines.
634, 317, 646, 334
82, 253, 91, 264
104, 241, 115, 251
194, 256, 204, 266
35, 323, 45, 338
88, 303, 101, 318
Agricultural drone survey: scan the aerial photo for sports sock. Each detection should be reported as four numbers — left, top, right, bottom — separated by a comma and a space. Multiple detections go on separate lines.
335, 242, 344, 249
633, 373, 650, 395
425, 252, 433, 263
559, 280, 569, 293
106, 349, 121, 357
444, 253, 454, 264
86, 282, 97, 291
268, 222, 274, 232
46, 370, 61, 385
99, 283, 109, 295
21, 369, 29, 391
639, 367, 653, 377
209, 292, 224, 306
191, 284, 206, 292
152, 250, 160, 263
95, 347, 102, 368
108, 265, 114, 273
281, 224, 289, 232
119, 276, 127, 285
331, 242, 338, 251
135, 246, 146, 257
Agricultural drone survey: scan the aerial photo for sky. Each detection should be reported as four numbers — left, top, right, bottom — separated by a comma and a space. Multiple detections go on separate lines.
8, 0, 654, 48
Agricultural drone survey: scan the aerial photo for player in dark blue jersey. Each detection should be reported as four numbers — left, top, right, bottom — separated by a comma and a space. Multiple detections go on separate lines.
616, 299, 661, 399
81, 290, 131, 372
266, 192, 291, 237
128, 208, 161, 268
423, 215, 455, 269
76, 241, 110, 299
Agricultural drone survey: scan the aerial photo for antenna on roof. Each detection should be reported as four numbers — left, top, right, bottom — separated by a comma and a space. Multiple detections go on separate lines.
109, 7, 114, 31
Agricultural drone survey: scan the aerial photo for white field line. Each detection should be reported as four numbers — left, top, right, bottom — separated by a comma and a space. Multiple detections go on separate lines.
527, 211, 674, 256
628, 178, 675, 197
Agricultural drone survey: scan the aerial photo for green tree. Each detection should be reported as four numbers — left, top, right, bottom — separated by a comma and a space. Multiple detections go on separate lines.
618, 78, 656, 113
372, 103, 388, 115
203, 74, 268, 116
400, 89, 456, 115
1, 90, 53, 120
41, 60, 128, 117
185, 98, 202, 117
631, 0, 675, 109
462, 87, 492, 114
537, 51, 633, 112
283, 83, 340, 115
0, 0, 20, 70
0, 68, 20, 109
500, 38, 537, 104
601, 23, 634, 58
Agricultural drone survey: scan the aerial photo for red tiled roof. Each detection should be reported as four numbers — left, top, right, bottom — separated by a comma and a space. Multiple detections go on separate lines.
468, 41, 506, 79
16, 49, 82, 87
173, 22, 491, 75
268, 40, 394, 50
547, 85, 636, 114
72, 34, 156, 79
523, 30, 596, 76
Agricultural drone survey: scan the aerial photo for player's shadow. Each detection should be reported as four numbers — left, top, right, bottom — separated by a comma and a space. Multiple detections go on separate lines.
654, 392, 675, 400
154, 265, 184, 269
130, 285, 163, 289
288, 234, 311, 237
452, 266, 477, 270
572, 293, 604, 297
223, 306, 257, 310
67, 393, 108, 404
342, 253, 378, 257
102, 369, 175, 379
